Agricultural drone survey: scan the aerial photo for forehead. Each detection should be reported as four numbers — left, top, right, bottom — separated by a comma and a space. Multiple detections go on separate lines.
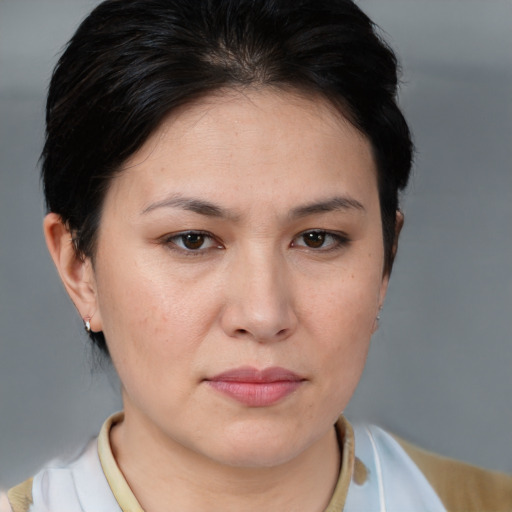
107, 88, 378, 216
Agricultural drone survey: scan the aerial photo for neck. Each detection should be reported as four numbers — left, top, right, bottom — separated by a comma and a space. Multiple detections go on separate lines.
110, 406, 342, 512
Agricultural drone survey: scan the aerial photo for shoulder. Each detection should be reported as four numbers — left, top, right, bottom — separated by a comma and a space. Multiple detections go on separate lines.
346, 422, 512, 512
348, 423, 448, 511
6, 436, 122, 512
6, 479, 32, 512
394, 434, 512, 512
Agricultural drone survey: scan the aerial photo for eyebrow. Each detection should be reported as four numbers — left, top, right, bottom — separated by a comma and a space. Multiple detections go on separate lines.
141, 195, 239, 220
289, 196, 366, 219
141, 194, 365, 220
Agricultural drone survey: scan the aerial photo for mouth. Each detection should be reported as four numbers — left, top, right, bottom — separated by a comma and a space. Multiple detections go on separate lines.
205, 366, 305, 407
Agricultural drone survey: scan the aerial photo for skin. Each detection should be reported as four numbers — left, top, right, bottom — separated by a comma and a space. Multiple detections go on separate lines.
45, 89, 398, 511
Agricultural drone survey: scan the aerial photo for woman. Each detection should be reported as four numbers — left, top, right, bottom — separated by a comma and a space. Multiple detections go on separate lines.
5, 0, 512, 510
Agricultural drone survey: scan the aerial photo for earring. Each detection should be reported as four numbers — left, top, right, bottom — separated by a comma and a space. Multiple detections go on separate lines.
375, 306, 382, 329
84, 317, 91, 333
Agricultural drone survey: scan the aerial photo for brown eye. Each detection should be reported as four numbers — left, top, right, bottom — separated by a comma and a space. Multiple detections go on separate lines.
302, 231, 326, 248
181, 233, 205, 250
164, 231, 221, 253
292, 230, 349, 251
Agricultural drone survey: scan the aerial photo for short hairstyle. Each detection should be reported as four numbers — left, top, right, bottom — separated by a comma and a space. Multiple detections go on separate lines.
42, 0, 413, 354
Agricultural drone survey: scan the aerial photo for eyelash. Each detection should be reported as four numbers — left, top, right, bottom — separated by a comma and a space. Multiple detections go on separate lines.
291, 230, 350, 252
161, 230, 223, 256
161, 229, 350, 255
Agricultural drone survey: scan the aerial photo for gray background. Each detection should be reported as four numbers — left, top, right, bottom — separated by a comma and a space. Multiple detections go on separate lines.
1, 0, 511, 489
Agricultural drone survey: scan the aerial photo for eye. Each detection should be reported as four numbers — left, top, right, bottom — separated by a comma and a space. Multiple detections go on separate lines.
163, 231, 223, 253
291, 230, 349, 251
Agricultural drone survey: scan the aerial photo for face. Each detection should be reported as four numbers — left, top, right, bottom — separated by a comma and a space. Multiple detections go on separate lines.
87, 90, 388, 467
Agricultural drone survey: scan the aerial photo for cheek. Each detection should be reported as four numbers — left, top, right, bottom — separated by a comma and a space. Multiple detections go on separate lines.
93, 253, 220, 375
301, 270, 381, 393
304, 270, 380, 342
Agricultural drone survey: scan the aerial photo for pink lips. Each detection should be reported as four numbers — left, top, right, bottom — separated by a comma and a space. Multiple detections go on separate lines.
206, 366, 305, 407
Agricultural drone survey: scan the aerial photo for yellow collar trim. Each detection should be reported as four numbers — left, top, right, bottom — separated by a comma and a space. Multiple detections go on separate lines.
97, 412, 144, 512
325, 417, 355, 511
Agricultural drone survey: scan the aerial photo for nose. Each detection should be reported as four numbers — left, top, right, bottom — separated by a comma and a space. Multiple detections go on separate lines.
220, 247, 298, 343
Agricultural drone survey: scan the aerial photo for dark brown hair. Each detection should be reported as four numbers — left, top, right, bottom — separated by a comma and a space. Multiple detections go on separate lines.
42, 0, 413, 354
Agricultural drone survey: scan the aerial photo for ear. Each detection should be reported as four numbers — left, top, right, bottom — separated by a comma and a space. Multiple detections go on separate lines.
43, 213, 102, 332
376, 210, 405, 315
391, 209, 404, 265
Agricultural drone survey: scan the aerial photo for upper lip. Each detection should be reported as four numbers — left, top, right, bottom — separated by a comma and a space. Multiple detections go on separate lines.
207, 366, 305, 383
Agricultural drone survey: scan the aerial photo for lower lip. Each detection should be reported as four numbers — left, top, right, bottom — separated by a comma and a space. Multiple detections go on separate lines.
207, 380, 303, 407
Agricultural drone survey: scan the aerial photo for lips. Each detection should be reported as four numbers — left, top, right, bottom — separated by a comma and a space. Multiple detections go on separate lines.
206, 366, 305, 407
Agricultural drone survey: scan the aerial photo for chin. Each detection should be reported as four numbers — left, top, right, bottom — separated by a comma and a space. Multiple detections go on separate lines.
214, 442, 302, 469
202, 420, 317, 469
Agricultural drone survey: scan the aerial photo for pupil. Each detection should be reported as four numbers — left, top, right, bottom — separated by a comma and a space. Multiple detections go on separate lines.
305, 232, 325, 248
183, 233, 204, 250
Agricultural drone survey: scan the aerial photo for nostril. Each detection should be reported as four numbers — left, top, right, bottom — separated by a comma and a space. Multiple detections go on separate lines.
233, 327, 289, 340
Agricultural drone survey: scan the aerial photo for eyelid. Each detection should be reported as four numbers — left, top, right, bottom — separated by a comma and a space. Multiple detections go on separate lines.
161, 230, 224, 254
159, 229, 349, 254
291, 229, 350, 251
